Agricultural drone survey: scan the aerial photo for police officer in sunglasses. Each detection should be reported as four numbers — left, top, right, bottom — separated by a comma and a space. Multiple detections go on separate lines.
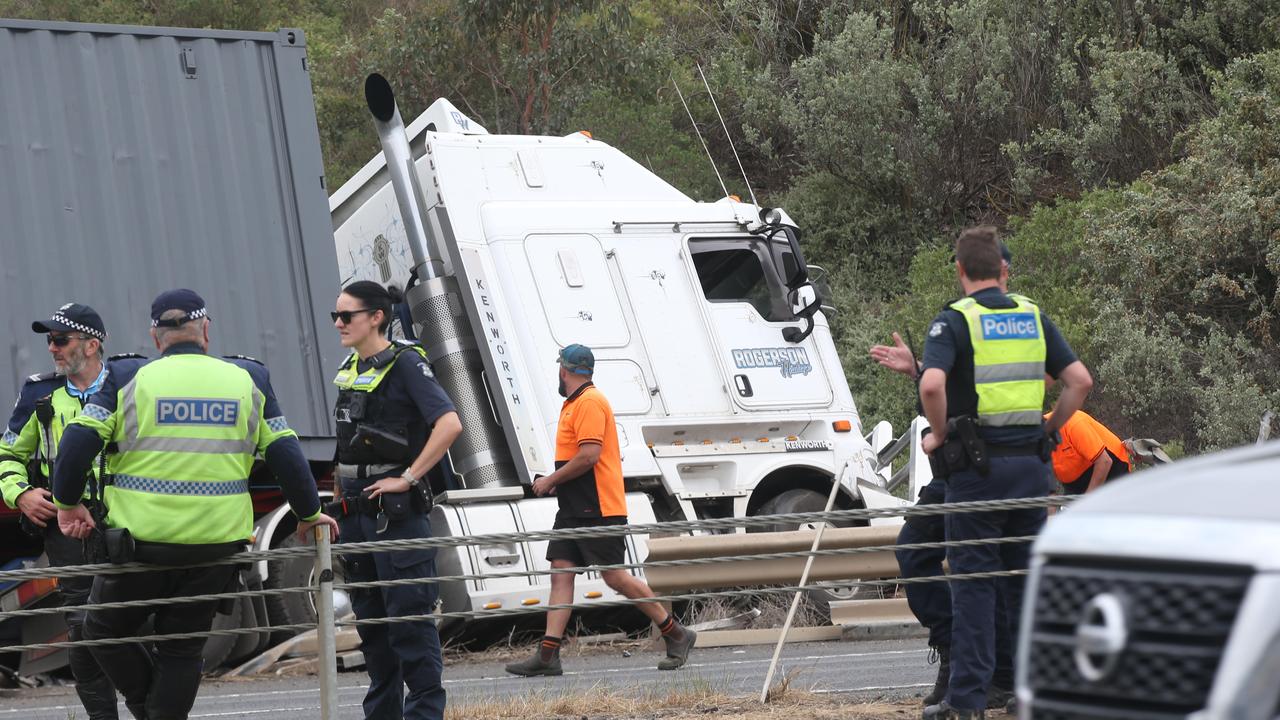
0, 303, 122, 720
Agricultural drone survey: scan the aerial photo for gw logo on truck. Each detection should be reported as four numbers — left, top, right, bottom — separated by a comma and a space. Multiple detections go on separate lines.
981, 314, 1039, 340
156, 398, 239, 426
731, 347, 813, 378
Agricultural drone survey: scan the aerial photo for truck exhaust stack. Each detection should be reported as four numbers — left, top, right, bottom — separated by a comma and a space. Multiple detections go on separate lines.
366, 73, 520, 490
364, 73, 445, 279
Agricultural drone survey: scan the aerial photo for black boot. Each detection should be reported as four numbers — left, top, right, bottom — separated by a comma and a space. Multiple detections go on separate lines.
985, 683, 1014, 710
922, 701, 985, 719
923, 645, 951, 706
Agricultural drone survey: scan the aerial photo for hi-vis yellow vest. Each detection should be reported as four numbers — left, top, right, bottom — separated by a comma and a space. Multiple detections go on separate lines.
74, 354, 287, 544
949, 293, 1046, 427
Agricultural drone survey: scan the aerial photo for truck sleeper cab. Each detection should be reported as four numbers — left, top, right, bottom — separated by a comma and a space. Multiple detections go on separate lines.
328, 94, 894, 620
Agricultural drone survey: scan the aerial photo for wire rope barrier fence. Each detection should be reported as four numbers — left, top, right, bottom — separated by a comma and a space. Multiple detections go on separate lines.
0, 495, 1073, 719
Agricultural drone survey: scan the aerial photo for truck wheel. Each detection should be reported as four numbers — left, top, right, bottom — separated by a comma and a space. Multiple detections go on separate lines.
750, 488, 877, 612
263, 531, 349, 645
750, 488, 830, 533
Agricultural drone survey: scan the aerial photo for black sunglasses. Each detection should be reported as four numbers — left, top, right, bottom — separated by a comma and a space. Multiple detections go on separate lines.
330, 308, 377, 324
47, 333, 87, 347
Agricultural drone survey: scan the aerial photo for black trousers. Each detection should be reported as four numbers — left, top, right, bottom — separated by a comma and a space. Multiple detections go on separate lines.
44, 522, 119, 720
340, 481, 445, 720
1062, 449, 1130, 495
894, 478, 1014, 687
83, 563, 237, 720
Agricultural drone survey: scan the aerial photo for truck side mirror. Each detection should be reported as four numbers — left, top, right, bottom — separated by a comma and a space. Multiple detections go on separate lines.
769, 226, 809, 290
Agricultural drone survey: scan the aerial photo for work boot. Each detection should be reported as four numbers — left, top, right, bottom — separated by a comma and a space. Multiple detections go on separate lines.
922, 645, 951, 705
504, 649, 563, 677
922, 701, 985, 719
657, 627, 697, 670
985, 685, 1014, 711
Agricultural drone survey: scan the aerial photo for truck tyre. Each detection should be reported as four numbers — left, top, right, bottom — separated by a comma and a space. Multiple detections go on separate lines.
263, 531, 349, 645
263, 531, 315, 645
750, 488, 876, 613
751, 488, 830, 534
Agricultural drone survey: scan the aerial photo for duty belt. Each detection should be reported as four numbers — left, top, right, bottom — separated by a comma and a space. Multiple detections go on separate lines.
324, 494, 381, 519
335, 463, 402, 479
985, 443, 1043, 457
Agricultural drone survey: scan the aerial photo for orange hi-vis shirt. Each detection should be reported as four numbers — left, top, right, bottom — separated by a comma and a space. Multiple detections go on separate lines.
555, 382, 626, 518
1048, 410, 1130, 484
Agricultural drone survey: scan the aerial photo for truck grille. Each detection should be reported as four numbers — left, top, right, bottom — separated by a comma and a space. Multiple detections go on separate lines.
1025, 558, 1250, 718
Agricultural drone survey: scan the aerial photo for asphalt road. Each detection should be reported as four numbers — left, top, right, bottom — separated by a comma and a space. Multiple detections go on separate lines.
0, 637, 934, 718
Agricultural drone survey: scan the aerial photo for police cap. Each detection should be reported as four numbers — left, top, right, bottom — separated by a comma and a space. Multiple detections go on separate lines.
151, 289, 210, 328
32, 302, 107, 341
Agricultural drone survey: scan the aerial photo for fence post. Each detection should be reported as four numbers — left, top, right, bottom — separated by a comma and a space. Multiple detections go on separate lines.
315, 527, 339, 720
760, 461, 848, 703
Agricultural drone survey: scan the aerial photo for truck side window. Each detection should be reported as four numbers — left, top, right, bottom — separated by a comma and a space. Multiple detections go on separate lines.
690, 238, 789, 321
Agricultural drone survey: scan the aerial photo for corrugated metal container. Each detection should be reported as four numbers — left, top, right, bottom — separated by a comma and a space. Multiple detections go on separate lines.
0, 19, 341, 454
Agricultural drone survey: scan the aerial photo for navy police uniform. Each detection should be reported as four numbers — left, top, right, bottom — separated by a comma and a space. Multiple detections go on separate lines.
53, 291, 324, 720
921, 287, 1076, 712
331, 341, 454, 720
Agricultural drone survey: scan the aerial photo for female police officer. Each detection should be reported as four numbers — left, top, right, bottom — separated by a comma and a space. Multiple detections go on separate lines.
330, 281, 462, 720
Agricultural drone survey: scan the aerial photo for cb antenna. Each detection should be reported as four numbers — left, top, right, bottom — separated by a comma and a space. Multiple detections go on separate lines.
697, 63, 759, 209
672, 74, 730, 200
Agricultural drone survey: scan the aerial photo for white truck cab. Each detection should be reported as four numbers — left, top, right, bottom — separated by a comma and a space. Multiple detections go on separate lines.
328, 83, 901, 623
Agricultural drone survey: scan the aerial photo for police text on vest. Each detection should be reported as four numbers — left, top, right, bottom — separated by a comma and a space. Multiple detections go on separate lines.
979, 313, 1039, 340
156, 398, 240, 426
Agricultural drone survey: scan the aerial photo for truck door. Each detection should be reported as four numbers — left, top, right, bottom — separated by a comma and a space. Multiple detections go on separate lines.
685, 236, 834, 411
524, 234, 655, 415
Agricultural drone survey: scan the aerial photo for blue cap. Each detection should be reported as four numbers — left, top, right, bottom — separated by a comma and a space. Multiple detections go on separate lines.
558, 344, 595, 375
32, 302, 107, 341
150, 289, 209, 328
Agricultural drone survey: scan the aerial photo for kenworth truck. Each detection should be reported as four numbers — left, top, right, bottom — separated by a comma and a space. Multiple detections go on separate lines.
326, 75, 918, 630
0, 18, 922, 674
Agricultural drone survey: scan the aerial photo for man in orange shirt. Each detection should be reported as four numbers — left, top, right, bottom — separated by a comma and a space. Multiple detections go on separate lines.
1046, 410, 1131, 494
506, 344, 696, 677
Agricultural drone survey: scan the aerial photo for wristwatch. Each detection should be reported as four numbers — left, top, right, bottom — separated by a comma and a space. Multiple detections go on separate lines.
401, 469, 420, 487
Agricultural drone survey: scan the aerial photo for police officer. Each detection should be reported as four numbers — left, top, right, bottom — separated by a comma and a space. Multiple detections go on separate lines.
870, 245, 1019, 709
917, 228, 1092, 719
328, 281, 462, 720
0, 303, 124, 720
51, 289, 338, 720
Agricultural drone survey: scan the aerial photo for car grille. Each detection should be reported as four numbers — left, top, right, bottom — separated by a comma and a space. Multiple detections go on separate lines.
1025, 558, 1251, 718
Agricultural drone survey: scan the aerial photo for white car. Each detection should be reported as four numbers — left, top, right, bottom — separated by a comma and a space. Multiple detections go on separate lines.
1016, 441, 1280, 718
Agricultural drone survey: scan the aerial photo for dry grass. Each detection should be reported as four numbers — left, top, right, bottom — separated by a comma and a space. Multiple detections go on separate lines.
686, 591, 828, 629
444, 684, 919, 720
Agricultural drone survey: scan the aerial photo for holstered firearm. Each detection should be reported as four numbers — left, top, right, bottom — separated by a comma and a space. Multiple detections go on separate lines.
951, 416, 989, 476
84, 449, 134, 564
928, 416, 990, 478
